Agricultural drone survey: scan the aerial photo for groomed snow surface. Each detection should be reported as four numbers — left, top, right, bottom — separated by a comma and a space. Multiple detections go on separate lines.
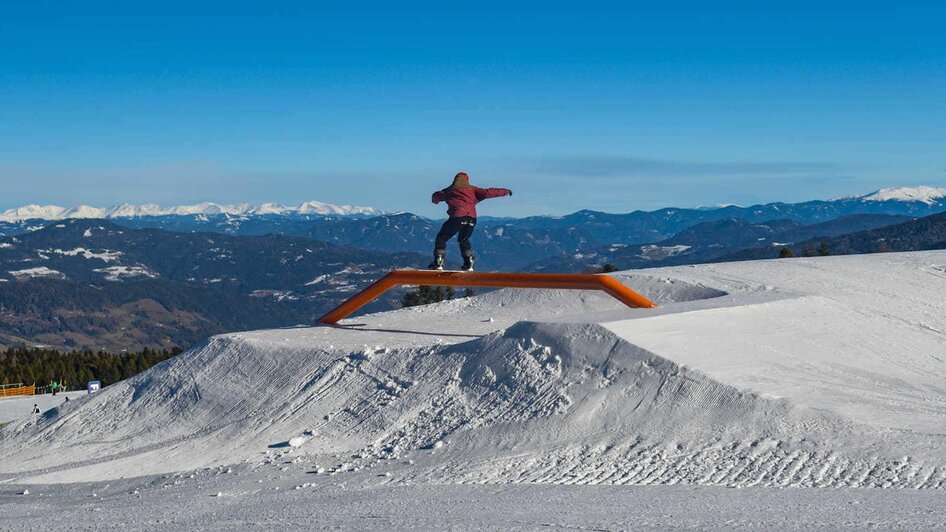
2, 251, 946, 529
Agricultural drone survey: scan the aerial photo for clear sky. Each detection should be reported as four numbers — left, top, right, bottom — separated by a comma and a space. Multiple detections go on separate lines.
2, 1, 944, 217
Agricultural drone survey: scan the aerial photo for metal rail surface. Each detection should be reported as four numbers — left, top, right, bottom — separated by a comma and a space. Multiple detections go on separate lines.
319, 270, 657, 325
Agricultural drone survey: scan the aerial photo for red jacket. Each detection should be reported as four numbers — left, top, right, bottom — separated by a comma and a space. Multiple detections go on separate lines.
432, 186, 510, 218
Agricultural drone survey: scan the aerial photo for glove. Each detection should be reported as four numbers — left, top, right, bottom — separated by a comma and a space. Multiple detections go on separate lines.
507, 189, 513, 196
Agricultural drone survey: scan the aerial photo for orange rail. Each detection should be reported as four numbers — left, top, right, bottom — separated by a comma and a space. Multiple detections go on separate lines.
319, 270, 657, 324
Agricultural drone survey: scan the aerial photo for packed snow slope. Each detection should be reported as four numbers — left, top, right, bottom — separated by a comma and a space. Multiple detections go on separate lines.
2, 251, 946, 488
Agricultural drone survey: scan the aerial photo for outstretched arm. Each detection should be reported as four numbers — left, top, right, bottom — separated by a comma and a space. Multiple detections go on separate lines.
432, 190, 447, 204
474, 187, 512, 201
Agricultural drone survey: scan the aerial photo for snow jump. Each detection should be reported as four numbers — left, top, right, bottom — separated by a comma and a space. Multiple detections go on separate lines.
319, 270, 657, 324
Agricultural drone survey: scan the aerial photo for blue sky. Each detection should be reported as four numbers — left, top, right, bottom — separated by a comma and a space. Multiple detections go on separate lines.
1, 1, 944, 217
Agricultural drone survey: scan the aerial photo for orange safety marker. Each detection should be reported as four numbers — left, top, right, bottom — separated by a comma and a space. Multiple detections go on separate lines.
319, 270, 657, 324
0, 384, 35, 397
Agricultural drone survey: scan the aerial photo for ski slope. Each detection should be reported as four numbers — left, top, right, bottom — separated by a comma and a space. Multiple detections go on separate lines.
0, 392, 86, 425
1, 251, 945, 490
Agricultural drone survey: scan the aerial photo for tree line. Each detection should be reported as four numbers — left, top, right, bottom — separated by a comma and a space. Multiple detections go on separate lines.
0, 346, 182, 389
779, 242, 831, 258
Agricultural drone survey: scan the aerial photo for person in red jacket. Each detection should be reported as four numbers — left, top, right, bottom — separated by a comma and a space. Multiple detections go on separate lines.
430, 172, 512, 271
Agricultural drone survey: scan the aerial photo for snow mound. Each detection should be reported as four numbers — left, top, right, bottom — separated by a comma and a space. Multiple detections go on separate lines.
3, 320, 943, 488
2, 252, 946, 489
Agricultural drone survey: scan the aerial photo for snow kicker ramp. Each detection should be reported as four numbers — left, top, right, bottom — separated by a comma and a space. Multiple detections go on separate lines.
2, 251, 946, 487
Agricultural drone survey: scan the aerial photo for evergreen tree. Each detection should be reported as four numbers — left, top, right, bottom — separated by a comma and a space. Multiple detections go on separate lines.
587, 263, 620, 273
778, 246, 795, 258
402, 285, 456, 308
817, 242, 831, 256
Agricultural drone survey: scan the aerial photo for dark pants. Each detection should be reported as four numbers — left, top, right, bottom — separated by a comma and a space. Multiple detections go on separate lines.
434, 216, 476, 257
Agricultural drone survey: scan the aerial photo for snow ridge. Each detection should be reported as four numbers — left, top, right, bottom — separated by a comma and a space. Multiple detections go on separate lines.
0, 201, 382, 221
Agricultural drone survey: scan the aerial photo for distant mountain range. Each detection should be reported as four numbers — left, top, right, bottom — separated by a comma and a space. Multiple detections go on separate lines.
3, 186, 946, 352
3, 186, 944, 271
717, 211, 946, 262
525, 214, 912, 272
0, 219, 424, 351
0, 200, 382, 221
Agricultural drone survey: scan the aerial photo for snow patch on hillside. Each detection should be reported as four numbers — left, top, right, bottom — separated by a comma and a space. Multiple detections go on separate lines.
8, 267, 66, 280
93, 266, 158, 281
639, 244, 691, 260
49, 247, 123, 262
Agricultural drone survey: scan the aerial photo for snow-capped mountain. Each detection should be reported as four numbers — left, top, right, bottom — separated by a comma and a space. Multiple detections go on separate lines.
857, 186, 946, 205
0, 201, 382, 221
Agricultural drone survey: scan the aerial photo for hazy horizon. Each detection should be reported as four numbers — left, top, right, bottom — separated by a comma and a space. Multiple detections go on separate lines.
3, 183, 945, 220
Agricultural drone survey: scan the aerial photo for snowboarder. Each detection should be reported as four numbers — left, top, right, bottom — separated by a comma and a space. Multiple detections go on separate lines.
31, 404, 40, 415
429, 172, 511, 271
